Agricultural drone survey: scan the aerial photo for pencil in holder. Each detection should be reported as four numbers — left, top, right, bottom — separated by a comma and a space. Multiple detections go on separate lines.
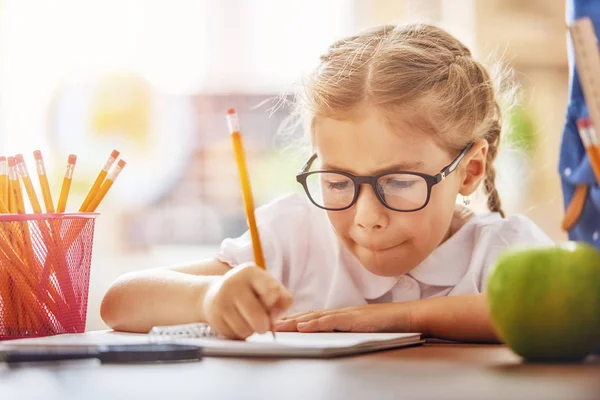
0, 212, 97, 340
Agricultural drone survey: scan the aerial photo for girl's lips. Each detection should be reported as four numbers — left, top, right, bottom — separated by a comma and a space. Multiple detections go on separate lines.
356, 240, 404, 252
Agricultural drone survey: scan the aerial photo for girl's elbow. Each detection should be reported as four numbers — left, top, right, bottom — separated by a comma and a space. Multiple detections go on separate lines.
100, 280, 131, 331
100, 286, 120, 330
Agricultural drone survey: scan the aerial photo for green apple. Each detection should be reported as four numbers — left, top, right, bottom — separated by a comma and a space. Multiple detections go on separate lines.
487, 242, 600, 362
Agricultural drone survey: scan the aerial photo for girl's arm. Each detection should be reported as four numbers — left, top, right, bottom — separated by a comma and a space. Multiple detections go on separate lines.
277, 293, 500, 343
100, 259, 230, 333
410, 293, 500, 343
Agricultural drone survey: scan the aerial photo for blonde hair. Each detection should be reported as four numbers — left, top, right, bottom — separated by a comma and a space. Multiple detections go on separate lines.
291, 23, 509, 217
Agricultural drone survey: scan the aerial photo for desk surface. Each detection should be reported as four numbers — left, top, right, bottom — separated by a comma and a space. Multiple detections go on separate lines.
1, 343, 599, 400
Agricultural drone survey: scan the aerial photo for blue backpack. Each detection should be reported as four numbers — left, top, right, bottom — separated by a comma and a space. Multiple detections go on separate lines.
561, 0, 600, 247
563, 0, 600, 355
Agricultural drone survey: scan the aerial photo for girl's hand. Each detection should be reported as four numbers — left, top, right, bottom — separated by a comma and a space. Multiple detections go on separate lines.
203, 263, 293, 340
275, 303, 415, 333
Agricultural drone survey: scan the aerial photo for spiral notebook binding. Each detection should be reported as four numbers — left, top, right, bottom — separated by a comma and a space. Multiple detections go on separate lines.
149, 323, 220, 339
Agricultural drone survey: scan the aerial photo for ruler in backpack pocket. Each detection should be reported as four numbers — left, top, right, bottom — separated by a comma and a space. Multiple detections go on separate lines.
563, 17, 600, 232
568, 17, 600, 181
569, 17, 600, 147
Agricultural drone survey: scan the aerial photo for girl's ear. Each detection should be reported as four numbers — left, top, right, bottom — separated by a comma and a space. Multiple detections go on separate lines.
458, 139, 488, 196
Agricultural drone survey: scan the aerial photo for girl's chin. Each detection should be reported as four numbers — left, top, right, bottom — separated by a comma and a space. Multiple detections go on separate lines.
353, 246, 415, 277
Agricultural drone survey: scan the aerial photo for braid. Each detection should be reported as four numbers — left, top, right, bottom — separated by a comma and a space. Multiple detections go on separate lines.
483, 120, 505, 218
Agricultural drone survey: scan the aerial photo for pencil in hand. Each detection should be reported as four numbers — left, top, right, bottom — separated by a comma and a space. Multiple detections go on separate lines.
33, 151, 55, 213
79, 149, 120, 212
226, 109, 266, 268
226, 108, 275, 339
57, 155, 77, 213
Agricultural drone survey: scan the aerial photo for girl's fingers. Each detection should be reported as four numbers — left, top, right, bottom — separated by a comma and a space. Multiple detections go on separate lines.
297, 314, 354, 333
250, 274, 293, 314
274, 311, 332, 331
270, 295, 294, 319
211, 316, 237, 339
276, 308, 361, 331
279, 309, 322, 320
278, 310, 331, 324
274, 318, 299, 332
235, 289, 271, 334
224, 307, 255, 340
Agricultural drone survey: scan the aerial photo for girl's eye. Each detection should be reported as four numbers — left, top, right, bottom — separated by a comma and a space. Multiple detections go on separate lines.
326, 180, 352, 190
384, 179, 416, 189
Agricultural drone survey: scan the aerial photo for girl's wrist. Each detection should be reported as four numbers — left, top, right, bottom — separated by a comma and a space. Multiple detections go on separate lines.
192, 275, 221, 322
405, 300, 431, 337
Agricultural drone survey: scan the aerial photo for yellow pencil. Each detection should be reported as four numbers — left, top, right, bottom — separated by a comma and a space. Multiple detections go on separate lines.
0, 156, 7, 207
79, 149, 120, 212
33, 150, 55, 213
7, 179, 16, 214
7, 156, 39, 313
57, 154, 77, 213
7, 157, 26, 214
15, 154, 42, 214
85, 159, 127, 212
226, 108, 266, 268
226, 108, 274, 339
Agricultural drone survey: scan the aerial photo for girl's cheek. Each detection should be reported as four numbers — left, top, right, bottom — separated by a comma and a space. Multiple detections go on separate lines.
327, 211, 354, 235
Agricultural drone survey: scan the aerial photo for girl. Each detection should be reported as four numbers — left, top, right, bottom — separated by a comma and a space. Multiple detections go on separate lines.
101, 23, 553, 342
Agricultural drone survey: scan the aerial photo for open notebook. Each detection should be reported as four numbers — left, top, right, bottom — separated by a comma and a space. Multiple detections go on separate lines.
1, 323, 423, 358
148, 323, 423, 357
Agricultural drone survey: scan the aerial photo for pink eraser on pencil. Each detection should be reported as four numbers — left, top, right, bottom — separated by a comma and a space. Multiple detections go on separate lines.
0, 156, 6, 162
577, 117, 593, 131
33, 150, 43, 160
110, 149, 120, 158
68, 154, 77, 164
117, 159, 127, 168
7, 157, 16, 166
14, 154, 24, 163
227, 108, 237, 115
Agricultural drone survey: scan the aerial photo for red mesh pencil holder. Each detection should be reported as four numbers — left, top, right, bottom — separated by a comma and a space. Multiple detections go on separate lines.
0, 213, 97, 340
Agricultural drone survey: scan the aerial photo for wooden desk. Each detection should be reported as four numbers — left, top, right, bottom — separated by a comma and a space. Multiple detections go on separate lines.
1, 343, 599, 400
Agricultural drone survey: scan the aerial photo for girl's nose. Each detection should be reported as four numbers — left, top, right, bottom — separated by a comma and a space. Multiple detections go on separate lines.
354, 184, 389, 230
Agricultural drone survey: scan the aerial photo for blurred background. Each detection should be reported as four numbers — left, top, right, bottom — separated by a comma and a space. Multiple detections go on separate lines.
0, 0, 568, 330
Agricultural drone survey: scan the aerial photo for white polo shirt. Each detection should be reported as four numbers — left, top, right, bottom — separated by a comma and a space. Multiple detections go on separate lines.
217, 194, 553, 314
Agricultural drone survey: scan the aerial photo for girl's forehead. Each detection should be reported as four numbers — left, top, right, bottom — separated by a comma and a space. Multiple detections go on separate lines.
314, 110, 443, 159
312, 113, 450, 175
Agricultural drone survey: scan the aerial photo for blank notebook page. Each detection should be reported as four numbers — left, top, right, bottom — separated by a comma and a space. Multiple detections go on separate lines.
156, 331, 423, 357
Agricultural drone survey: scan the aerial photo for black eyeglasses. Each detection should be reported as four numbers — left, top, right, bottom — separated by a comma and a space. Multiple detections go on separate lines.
296, 143, 474, 212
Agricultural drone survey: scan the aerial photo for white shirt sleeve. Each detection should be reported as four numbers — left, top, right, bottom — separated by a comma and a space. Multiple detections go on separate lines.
478, 214, 554, 291
215, 194, 311, 287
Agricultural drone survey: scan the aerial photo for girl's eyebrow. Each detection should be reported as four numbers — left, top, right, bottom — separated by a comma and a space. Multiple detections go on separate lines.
321, 161, 426, 174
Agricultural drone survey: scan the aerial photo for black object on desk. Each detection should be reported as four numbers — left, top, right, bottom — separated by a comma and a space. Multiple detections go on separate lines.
0, 343, 203, 364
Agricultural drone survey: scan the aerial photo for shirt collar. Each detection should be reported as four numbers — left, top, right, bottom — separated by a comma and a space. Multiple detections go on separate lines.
408, 214, 492, 286
340, 246, 399, 299
326, 209, 497, 299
